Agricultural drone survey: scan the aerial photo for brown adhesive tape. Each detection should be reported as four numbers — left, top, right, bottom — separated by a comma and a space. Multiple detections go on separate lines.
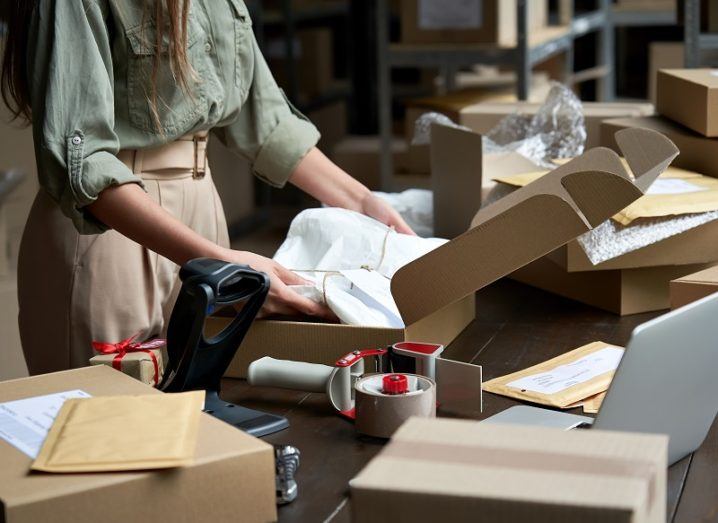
354, 374, 436, 439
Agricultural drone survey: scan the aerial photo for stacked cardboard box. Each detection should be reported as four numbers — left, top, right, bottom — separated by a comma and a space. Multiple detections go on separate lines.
512, 69, 718, 315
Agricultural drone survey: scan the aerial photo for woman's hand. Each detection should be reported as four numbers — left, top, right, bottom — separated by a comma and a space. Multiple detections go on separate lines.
223, 249, 336, 320
359, 192, 416, 235
289, 147, 416, 235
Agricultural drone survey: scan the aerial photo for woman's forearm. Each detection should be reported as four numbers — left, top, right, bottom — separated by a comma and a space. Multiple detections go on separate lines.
87, 183, 226, 265
289, 147, 371, 210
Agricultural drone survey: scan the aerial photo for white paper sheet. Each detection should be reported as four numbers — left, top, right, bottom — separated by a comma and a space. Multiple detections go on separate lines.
340, 269, 403, 328
274, 208, 446, 327
506, 347, 624, 395
418, 0, 482, 29
0, 389, 91, 458
646, 178, 705, 195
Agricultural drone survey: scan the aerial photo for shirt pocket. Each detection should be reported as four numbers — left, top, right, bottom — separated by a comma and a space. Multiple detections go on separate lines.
125, 18, 207, 135
227, 0, 254, 95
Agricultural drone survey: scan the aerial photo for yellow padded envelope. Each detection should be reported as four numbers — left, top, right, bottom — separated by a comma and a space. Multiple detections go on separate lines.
32, 391, 204, 473
483, 342, 624, 409
493, 164, 718, 225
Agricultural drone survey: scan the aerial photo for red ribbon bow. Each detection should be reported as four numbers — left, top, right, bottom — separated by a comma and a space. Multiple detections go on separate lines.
92, 333, 165, 386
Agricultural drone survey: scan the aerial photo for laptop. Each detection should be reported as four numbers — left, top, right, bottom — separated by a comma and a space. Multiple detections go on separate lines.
483, 291, 718, 465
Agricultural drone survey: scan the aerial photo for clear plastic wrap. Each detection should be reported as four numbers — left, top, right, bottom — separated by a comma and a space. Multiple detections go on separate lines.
483, 82, 586, 168
411, 112, 471, 146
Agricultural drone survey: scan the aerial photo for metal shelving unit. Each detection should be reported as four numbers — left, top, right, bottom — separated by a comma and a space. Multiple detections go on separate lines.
376, 0, 614, 188
610, 5, 677, 27
232, 1, 352, 239
684, 0, 718, 67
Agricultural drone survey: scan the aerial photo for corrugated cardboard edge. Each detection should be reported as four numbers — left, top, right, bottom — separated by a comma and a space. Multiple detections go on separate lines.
351, 418, 668, 523
431, 124, 483, 239
0, 367, 277, 523
392, 127, 677, 325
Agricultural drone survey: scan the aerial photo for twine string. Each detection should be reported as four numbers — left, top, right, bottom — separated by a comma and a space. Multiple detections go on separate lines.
287, 226, 395, 305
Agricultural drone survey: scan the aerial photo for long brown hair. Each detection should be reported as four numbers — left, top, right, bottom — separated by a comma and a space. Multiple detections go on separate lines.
1, 0, 194, 124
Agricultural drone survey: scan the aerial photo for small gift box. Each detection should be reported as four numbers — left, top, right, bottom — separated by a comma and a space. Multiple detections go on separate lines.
89, 334, 166, 387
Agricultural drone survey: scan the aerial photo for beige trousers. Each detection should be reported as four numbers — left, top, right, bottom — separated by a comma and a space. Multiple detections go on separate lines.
18, 160, 230, 375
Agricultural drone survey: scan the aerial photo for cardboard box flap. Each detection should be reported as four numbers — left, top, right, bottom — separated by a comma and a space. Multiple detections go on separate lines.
616, 126, 679, 192
391, 128, 678, 326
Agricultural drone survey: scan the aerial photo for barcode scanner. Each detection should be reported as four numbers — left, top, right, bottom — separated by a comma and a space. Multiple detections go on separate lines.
159, 258, 289, 437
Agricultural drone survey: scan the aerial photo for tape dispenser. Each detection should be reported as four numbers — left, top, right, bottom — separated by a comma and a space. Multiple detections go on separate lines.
248, 342, 482, 438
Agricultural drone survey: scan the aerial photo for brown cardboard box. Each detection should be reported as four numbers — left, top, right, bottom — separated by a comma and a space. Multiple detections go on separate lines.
399, 0, 547, 46
406, 99, 653, 175
404, 75, 551, 175
266, 29, 333, 98
0, 366, 276, 523
512, 255, 712, 315
331, 136, 411, 189
548, 218, 718, 273
670, 265, 718, 309
459, 101, 655, 149
648, 42, 683, 103
601, 117, 718, 179
309, 100, 348, 156
218, 126, 679, 377
351, 417, 667, 523
657, 69, 718, 137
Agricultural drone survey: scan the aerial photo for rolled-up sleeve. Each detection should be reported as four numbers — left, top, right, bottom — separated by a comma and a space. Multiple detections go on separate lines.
213, 32, 320, 188
29, 0, 142, 234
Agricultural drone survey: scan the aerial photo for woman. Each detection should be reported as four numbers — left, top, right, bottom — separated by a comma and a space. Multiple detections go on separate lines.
1, 0, 413, 375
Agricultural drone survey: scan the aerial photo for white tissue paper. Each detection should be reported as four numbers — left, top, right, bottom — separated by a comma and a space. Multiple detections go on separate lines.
273, 208, 446, 327
373, 189, 434, 238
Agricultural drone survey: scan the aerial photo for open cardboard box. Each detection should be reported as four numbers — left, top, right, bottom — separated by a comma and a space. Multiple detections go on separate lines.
216, 126, 678, 378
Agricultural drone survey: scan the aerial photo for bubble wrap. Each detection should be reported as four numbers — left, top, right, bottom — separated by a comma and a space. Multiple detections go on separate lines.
411, 112, 471, 146
483, 82, 586, 168
485, 183, 718, 265
576, 212, 718, 265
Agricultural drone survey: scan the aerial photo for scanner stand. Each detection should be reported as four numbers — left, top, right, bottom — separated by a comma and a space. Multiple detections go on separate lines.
204, 389, 288, 437
159, 258, 289, 437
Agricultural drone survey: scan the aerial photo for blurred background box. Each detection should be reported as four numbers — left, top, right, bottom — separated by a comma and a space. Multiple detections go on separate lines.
266, 29, 334, 98
656, 69, 718, 137
648, 42, 684, 103
331, 135, 412, 190
399, 0, 547, 46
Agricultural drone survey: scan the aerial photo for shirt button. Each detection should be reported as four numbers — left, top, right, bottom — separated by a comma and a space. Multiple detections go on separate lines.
205, 42, 212, 53
72, 136, 82, 145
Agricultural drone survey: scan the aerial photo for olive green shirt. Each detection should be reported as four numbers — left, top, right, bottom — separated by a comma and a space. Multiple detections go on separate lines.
28, 0, 320, 233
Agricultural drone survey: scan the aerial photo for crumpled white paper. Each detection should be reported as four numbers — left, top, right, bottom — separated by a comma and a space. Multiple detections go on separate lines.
273, 208, 446, 327
373, 189, 434, 238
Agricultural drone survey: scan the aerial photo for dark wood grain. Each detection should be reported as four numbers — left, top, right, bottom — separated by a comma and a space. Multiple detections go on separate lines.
221, 279, 717, 522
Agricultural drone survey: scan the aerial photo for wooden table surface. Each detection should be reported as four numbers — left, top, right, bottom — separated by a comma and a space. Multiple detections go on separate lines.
222, 279, 718, 523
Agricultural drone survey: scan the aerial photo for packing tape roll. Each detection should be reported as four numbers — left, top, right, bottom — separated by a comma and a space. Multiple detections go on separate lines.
354, 373, 436, 439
